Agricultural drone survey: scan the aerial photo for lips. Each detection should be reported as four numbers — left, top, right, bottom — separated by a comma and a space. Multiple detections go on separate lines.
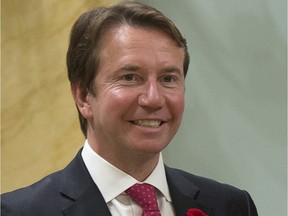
133, 120, 162, 127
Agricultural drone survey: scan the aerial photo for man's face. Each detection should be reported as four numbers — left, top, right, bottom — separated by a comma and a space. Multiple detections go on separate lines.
85, 25, 185, 163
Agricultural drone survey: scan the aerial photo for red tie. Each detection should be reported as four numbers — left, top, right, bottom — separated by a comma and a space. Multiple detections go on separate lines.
126, 183, 161, 216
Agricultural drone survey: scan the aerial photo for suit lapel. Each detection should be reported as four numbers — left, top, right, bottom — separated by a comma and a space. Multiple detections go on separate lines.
60, 149, 112, 216
165, 166, 214, 216
58, 150, 214, 216
62, 184, 111, 216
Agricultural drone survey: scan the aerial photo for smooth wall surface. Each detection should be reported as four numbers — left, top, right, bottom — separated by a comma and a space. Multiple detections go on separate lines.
2, 0, 119, 193
138, 1, 287, 216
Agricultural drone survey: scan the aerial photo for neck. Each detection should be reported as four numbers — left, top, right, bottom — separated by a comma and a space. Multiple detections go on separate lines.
119, 153, 160, 181
87, 134, 160, 181
104, 150, 160, 181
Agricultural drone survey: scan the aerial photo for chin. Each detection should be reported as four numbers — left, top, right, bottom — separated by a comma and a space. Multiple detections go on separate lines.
134, 141, 168, 155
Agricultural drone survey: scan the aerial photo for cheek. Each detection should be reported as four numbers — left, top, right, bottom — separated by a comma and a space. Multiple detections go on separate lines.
171, 96, 185, 128
171, 94, 185, 115
99, 89, 136, 114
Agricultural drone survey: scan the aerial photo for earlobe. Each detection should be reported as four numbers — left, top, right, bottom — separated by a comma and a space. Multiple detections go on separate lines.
71, 82, 93, 119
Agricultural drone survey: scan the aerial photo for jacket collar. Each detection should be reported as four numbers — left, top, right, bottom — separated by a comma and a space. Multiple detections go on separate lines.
60, 149, 112, 216
165, 166, 214, 216
59, 150, 213, 216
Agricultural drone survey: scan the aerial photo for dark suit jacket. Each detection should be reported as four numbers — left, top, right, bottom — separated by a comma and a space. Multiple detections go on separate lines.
1, 149, 258, 216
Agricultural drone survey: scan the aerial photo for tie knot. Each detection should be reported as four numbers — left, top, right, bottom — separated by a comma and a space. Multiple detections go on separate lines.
126, 183, 161, 216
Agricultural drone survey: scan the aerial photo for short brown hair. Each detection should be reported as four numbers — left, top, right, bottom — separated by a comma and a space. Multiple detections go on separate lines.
67, 1, 190, 137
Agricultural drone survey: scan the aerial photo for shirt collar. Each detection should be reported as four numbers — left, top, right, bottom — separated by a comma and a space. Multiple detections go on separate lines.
81, 140, 172, 203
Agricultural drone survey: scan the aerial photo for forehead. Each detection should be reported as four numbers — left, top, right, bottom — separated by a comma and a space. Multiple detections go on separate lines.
101, 25, 180, 49
99, 25, 184, 61
93, 26, 185, 84
96, 25, 185, 77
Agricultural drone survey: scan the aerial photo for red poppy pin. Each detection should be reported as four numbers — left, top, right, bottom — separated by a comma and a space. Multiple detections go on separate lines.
186, 208, 207, 216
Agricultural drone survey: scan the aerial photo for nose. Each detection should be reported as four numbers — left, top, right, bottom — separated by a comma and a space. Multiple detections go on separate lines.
138, 81, 164, 109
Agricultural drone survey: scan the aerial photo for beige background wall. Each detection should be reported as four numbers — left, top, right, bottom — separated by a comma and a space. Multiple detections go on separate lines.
2, 0, 119, 193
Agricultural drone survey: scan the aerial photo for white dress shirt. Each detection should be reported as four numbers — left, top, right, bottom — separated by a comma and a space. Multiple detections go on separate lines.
81, 140, 176, 216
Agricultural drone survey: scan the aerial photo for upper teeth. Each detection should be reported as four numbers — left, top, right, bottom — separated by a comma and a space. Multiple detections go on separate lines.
134, 120, 161, 127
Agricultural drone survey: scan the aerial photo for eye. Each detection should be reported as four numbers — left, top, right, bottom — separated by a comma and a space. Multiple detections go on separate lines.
160, 75, 175, 83
122, 74, 135, 81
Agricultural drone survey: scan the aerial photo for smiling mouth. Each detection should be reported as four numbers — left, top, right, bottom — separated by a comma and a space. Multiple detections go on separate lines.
132, 120, 163, 128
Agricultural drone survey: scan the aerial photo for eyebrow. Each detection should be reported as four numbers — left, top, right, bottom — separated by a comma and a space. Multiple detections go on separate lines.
116, 65, 141, 72
115, 64, 183, 75
161, 66, 182, 74
158, 66, 184, 78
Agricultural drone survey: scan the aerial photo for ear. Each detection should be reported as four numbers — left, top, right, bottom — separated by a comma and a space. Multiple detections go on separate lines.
71, 82, 93, 119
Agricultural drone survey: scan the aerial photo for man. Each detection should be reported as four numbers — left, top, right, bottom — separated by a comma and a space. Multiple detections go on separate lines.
1, 1, 258, 215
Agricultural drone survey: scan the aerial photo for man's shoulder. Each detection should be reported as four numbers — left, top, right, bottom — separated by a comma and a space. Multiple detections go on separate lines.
2, 170, 63, 206
1, 150, 85, 215
1, 170, 69, 216
165, 166, 258, 215
165, 166, 247, 197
